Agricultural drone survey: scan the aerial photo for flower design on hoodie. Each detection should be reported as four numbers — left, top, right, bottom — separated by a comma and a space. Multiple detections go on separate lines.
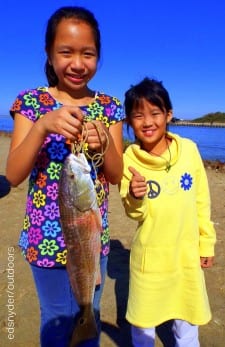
180, 173, 193, 191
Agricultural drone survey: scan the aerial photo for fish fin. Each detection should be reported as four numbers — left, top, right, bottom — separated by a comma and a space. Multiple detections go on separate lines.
69, 306, 98, 347
92, 208, 102, 233
91, 209, 102, 286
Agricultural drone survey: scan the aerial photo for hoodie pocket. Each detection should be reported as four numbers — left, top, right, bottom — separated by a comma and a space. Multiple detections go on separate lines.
130, 245, 180, 274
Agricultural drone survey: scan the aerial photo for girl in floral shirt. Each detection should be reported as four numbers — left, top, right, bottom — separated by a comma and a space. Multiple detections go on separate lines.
6, 6, 124, 347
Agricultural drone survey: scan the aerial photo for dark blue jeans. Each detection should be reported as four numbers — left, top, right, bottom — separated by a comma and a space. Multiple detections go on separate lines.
31, 255, 108, 347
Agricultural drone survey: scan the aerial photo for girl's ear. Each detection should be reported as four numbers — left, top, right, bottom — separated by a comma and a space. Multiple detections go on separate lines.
45, 49, 52, 65
47, 58, 52, 66
124, 116, 131, 126
167, 110, 173, 123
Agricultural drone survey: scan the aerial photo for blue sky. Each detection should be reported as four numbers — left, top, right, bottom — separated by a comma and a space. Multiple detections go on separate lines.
0, 0, 224, 119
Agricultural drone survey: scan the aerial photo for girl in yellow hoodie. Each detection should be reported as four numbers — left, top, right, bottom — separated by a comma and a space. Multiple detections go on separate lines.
119, 77, 216, 347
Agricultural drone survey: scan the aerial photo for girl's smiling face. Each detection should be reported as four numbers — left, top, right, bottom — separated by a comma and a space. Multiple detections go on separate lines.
48, 18, 98, 96
129, 98, 173, 154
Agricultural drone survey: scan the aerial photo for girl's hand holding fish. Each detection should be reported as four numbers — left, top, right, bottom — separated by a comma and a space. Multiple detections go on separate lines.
6, 106, 84, 186
36, 105, 84, 141
83, 120, 124, 185
84, 120, 109, 152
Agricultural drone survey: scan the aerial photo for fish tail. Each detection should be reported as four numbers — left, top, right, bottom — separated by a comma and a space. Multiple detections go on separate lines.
69, 305, 98, 347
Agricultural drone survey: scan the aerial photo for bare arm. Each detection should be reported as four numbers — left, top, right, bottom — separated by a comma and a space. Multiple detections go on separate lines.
6, 115, 47, 186
6, 106, 83, 186
103, 122, 123, 184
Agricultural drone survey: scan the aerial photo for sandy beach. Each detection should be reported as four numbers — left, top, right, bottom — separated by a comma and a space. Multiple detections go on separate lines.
0, 133, 225, 347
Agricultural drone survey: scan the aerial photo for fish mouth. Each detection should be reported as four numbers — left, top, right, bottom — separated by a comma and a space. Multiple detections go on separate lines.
69, 153, 91, 173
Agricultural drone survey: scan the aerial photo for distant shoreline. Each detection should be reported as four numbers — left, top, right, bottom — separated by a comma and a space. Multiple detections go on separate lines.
171, 121, 225, 128
0, 130, 12, 137
1, 121, 225, 136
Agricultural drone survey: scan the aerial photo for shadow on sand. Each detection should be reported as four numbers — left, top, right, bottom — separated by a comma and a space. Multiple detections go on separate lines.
101, 239, 177, 347
101, 239, 132, 346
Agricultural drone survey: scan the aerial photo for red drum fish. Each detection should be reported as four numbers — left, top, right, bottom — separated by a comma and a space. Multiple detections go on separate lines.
58, 152, 102, 347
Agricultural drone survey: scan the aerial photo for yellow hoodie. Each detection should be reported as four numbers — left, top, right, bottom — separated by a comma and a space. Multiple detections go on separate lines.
119, 132, 216, 327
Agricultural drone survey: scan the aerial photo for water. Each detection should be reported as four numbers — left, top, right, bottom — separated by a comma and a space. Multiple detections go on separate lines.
1, 115, 224, 162
169, 125, 225, 162
0, 115, 13, 133
123, 123, 225, 162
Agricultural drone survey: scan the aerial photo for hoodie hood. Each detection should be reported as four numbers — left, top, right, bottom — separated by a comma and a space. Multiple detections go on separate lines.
124, 132, 182, 171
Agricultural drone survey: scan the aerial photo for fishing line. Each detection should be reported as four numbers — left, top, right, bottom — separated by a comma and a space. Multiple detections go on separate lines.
72, 120, 109, 168
71, 120, 110, 206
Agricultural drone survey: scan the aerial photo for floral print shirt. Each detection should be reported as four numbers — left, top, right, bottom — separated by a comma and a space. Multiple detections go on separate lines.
10, 87, 125, 267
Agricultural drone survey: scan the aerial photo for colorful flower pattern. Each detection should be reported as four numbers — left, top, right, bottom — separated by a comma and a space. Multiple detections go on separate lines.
180, 172, 193, 191
11, 87, 125, 267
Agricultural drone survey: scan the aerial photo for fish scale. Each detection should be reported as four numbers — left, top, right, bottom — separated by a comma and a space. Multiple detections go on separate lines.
58, 152, 102, 347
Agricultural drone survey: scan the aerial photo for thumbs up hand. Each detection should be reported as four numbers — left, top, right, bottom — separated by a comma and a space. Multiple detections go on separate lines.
128, 166, 147, 199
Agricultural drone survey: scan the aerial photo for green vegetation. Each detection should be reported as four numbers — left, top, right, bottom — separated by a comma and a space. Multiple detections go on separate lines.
191, 112, 225, 124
